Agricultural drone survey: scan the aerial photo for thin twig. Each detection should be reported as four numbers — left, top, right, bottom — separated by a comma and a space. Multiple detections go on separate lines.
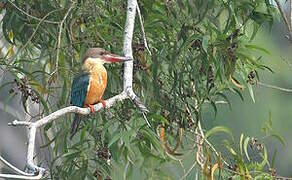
185, 104, 230, 168
186, 98, 205, 169
51, 4, 75, 76
257, 81, 292, 92
4, 9, 60, 74
205, 100, 228, 104
187, 125, 292, 179
7, 0, 59, 24
123, 161, 129, 180
274, 0, 292, 40
178, 160, 186, 180
142, 112, 151, 127
281, 55, 292, 69
291, 0, 292, 31
222, 166, 292, 180
179, 161, 197, 180
136, 2, 152, 56
195, 120, 205, 169
191, 129, 230, 168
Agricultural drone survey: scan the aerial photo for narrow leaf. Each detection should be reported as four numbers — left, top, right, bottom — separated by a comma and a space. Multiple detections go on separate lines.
108, 132, 122, 147
247, 84, 255, 103
243, 136, 250, 161
202, 35, 209, 53
205, 126, 234, 141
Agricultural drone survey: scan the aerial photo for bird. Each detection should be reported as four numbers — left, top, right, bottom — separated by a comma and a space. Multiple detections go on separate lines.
70, 48, 130, 138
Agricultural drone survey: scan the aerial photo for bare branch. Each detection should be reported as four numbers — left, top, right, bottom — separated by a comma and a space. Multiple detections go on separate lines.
0, 173, 43, 179
9, 93, 127, 129
0, 156, 34, 176
179, 161, 197, 180
8, 120, 31, 126
122, 0, 136, 89
257, 81, 292, 92
6, 92, 128, 177
122, 0, 148, 114
274, 0, 292, 40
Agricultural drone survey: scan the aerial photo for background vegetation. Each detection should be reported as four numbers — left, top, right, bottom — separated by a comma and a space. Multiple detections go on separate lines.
0, 0, 290, 179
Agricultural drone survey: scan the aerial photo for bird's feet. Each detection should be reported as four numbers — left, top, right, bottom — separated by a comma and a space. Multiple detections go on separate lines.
99, 100, 106, 109
88, 104, 95, 113
88, 100, 106, 113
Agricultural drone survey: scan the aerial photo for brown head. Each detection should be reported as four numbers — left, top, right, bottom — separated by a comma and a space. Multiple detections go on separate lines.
82, 48, 130, 64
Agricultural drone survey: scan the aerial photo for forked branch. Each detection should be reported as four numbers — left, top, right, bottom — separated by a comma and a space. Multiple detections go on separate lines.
0, 0, 147, 179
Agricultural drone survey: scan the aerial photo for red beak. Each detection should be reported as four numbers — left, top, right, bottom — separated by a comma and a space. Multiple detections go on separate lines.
103, 54, 132, 63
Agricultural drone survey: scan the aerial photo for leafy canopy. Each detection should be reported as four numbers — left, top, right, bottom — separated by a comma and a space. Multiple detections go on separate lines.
0, 0, 282, 179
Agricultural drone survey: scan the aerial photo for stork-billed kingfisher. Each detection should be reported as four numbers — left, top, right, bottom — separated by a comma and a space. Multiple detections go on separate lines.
70, 48, 129, 138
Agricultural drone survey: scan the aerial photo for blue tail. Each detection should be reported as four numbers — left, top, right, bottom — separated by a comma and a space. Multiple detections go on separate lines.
70, 114, 81, 139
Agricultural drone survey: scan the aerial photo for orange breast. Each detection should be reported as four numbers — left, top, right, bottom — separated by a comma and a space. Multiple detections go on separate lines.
84, 69, 107, 106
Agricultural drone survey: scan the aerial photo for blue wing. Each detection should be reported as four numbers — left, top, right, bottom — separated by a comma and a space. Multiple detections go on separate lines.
70, 72, 90, 107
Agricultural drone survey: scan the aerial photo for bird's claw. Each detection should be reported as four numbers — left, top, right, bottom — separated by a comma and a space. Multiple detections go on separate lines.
99, 100, 106, 109
88, 104, 95, 113
88, 101, 106, 113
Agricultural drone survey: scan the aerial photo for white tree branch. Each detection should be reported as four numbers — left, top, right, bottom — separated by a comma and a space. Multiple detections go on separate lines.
0, 173, 43, 179
0, 156, 34, 176
122, 0, 148, 113
122, 0, 136, 89
1, 0, 148, 179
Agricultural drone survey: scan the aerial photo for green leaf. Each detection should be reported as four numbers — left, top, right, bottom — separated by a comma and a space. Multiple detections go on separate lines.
271, 133, 286, 146
108, 131, 122, 147
243, 136, 250, 161
260, 65, 274, 73
205, 126, 234, 141
231, 88, 244, 101
247, 84, 255, 103
62, 150, 81, 159
210, 101, 217, 117
141, 129, 161, 151
223, 140, 237, 156
271, 149, 277, 168
202, 35, 209, 53
40, 130, 60, 149
80, 124, 87, 142
151, 114, 169, 125
216, 92, 232, 109
250, 23, 260, 41
260, 146, 269, 167
245, 44, 270, 54
239, 133, 244, 155
101, 120, 115, 141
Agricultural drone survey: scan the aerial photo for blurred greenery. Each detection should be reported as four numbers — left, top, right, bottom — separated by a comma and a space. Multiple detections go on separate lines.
205, 26, 292, 177
0, 0, 290, 179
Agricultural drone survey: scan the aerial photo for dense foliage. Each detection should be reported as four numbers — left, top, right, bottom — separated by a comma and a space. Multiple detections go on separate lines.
0, 0, 285, 179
